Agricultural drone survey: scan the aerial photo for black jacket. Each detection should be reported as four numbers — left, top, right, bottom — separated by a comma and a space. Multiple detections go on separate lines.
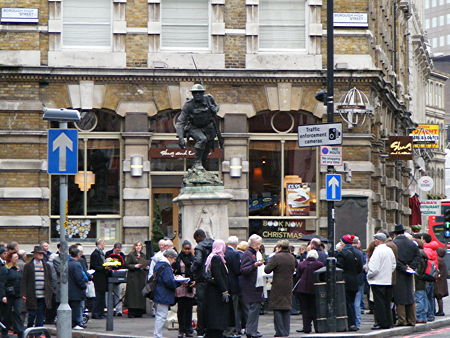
336, 245, 363, 291
191, 238, 214, 282
0, 265, 22, 299
225, 246, 241, 295
393, 235, 420, 272
90, 248, 108, 291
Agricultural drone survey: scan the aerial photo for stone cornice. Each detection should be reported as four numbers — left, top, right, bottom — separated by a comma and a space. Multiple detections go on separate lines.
0, 66, 384, 85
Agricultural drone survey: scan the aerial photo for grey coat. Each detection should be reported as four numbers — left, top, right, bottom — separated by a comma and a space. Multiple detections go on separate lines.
264, 250, 296, 310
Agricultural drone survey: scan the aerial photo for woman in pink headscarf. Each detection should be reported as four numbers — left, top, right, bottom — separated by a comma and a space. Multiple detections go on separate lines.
204, 239, 232, 338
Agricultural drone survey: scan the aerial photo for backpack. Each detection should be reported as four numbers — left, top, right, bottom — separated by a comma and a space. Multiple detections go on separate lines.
422, 259, 439, 282
141, 264, 166, 300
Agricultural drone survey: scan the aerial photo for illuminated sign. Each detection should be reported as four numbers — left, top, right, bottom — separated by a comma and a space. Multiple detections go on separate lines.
409, 124, 439, 148
388, 136, 413, 160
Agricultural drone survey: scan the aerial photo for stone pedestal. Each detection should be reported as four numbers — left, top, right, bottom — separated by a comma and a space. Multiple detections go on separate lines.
173, 184, 233, 245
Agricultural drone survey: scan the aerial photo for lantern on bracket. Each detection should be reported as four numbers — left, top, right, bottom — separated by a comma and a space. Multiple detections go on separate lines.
336, 87, 373, 129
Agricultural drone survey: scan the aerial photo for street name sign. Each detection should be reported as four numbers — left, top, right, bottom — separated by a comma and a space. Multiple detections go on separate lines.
326, 174, 342, 201
48, 129, 78, 175
298, 123, 343, 147
420, 200, 441, 217
320, 146, 343, 166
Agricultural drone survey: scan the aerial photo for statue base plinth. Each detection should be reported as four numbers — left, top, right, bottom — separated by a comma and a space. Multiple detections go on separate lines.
173, 181, 232, 245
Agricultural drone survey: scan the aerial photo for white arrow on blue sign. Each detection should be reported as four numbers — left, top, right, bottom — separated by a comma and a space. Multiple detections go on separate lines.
48, 129, 78, 175
326, 174, 342, 201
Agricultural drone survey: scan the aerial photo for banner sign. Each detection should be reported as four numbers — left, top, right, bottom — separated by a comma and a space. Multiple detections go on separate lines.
257, 219, 308, 240
388, 136, 413, 160
149, 147, 222, 159
1, 8, 38, 23
420, 200, 441, 216
409, 124, 439, 148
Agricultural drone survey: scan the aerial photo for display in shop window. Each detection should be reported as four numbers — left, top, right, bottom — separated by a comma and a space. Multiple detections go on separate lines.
286, 183, 311, 216
250, 219, 312, 240
55, 219, 92, 239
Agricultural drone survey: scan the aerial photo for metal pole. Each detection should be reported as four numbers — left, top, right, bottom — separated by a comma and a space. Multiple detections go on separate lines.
326, 0, 337, 332
57, 121, 72, 338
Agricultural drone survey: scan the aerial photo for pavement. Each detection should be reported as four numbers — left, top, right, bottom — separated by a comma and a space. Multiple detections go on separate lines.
42, 281, 450, 337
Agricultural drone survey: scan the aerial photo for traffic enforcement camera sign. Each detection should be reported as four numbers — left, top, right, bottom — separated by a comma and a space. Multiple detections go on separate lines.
298, 123, 343, 147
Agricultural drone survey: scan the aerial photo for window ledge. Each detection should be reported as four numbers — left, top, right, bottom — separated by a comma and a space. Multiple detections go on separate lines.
246, 53, 322, 70
48, 51, 126, 68
148, 52, 225, 69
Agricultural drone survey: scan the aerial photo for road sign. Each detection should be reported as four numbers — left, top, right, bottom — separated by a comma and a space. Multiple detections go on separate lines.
298, 123, 343, 147
320, 146, 343, 166
326, 174, 342, 201
48, 129, 78, 175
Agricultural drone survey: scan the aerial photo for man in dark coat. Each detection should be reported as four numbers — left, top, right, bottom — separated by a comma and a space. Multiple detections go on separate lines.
240, 234, 264, 338
310, 239, 327, 264
105, 242, 125, 316
68, 245, 87, 329
90, 239, 109, 319
392, 224, 420, 326
191, 229, 214, 337
225, 236, 241, 337
264, 240, 297, 338
336, 234, 363, 331
21, 246, 53, 333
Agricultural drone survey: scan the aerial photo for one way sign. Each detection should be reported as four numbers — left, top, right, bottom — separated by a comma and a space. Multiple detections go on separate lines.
326, 174, 342, 201
48, 129, 78, 175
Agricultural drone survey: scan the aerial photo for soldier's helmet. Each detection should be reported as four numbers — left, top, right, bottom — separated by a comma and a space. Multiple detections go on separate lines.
190, 84, 205, 92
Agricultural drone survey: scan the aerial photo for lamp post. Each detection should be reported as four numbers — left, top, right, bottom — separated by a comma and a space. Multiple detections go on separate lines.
326, 0, 337, 332
43, 108, 80, 338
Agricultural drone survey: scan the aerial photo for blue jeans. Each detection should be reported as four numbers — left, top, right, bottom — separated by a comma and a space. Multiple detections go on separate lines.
415, 290, 427, 322
354, 283, 365, 328
27, 298, 46, 336
425, 282, 435, 321
69, 300, 82, 327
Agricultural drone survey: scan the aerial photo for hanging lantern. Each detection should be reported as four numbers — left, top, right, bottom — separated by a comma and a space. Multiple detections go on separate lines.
74, 171, 96, 191
336, 87, 372, 129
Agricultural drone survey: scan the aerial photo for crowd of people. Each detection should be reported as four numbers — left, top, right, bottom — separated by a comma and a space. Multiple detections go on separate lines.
0, 224, 448, 338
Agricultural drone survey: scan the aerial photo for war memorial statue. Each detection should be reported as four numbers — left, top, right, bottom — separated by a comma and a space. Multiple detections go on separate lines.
175, 84, 223, 170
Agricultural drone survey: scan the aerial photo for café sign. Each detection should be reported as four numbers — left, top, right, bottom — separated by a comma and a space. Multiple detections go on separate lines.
1, 8, 39, 23
388, 136, 413, 160
149, 148, 222, 159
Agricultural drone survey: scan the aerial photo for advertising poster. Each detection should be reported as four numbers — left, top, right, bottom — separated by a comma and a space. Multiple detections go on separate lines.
286, 183, 310, 216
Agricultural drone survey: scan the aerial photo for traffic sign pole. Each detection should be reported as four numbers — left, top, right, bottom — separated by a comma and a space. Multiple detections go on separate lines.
326, 0, 337, 331
56, 122, 72, 338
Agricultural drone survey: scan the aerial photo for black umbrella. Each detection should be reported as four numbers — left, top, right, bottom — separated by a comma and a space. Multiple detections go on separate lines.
298, 234, 328, 243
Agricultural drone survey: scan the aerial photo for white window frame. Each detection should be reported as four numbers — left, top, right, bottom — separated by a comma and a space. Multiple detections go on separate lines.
257, 0, 308, 53
432, 17, 437, 28
426, 19, 431, 29
440, 36, 445, 46
440, 15, 445, 26
160, 0, 211, 52
61, 0, 113, 51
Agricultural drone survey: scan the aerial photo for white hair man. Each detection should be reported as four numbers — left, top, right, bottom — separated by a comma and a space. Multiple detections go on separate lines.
367, 233, 396, 330
240, 234, 264, 338
310, 238, 327, 264
149, 239, 172, 278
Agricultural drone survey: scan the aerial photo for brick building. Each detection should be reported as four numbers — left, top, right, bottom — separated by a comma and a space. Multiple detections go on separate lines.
0, 0, 445, 249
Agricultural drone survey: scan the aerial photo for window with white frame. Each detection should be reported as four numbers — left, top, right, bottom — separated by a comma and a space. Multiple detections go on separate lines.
426, 19, 431, 29
447, 34, 450, 45
160, 0, 210, 50
440, 36, 445, 46
259, 0, 306, 50
62, 0, 112, 49
447, 14, 450, 24
432, 37, 438, 48
440, 15, 445, 26
425, 0, 430, 8
432, 17, 437, 27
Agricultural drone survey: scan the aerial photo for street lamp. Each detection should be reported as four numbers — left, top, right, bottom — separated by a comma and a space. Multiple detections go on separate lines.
43, 107, 80, 338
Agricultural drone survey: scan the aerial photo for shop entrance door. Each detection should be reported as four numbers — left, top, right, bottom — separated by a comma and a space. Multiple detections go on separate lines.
151, 188, 180, 249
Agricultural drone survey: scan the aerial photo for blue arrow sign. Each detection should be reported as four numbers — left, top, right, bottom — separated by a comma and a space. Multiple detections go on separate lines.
48, 129, 78, 175
326, 174, 342, 201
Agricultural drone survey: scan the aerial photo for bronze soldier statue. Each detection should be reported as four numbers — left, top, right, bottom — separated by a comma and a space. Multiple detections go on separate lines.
175, 84, 223, 169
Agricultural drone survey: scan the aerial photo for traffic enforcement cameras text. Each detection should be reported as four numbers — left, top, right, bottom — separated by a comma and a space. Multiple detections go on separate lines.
43, 108, 81, 122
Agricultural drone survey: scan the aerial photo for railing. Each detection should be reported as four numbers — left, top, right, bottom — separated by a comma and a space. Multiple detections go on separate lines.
24, 327, 51, 338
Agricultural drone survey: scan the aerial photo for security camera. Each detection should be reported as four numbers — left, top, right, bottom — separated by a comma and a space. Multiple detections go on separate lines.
42, 108, 81, 122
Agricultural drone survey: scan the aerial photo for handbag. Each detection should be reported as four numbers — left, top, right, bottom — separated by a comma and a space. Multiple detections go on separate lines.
142, 265, 166, 300
86, 281, 96, 298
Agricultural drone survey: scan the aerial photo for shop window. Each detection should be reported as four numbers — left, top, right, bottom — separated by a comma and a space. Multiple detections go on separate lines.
51, 138, 121, 242
161, 0, 210, 50
62, 0, 112, 49
249, 140, 317, 240
149, 110, 178, 133
259, 0, 306, 50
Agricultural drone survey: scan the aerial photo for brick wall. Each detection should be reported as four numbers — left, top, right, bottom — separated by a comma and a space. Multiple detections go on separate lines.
126, 35, 149, 67
0, 227, 49, 244
0, 200, 48, 215
0, 172, 48, 188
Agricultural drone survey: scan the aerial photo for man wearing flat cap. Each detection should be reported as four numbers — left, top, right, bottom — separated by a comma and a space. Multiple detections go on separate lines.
21, 245, 53, 335
367, 233, 397, 330
392, 224, 420, 326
